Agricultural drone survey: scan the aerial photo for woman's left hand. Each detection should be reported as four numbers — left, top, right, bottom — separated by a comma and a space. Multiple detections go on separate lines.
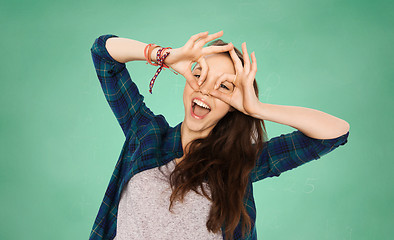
209, 42, 260, 117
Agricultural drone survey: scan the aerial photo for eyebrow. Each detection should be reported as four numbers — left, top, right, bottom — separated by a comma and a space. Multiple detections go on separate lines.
193, 65, 202, 71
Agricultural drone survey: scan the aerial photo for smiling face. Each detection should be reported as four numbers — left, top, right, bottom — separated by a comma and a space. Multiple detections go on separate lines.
182, 53, 236, 134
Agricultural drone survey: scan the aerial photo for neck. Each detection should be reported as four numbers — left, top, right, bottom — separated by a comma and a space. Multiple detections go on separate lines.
180, 121, 213, 158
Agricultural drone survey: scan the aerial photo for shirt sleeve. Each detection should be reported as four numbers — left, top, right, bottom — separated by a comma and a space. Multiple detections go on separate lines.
90, 34, 147, 137
250, 130, 349, 182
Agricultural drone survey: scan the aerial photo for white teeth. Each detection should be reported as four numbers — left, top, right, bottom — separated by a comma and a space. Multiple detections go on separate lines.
193, 99, 210, 110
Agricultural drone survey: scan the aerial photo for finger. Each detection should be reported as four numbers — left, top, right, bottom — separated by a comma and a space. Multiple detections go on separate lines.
197, 57, 209, 86
185, 31, 209, 48
214, 73, 233, 90
242, 42, 251, 74
183, 69, 200, 91
202, 43, 234, 55
245, 51, 258, 86
195, 30, 224, 47
229, 48, 243, 73
250, 51, 257, 78
210, 88, 232, 105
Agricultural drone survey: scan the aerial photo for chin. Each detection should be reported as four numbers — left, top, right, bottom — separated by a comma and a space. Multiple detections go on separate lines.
185, 121, 203, 133
184, 115, 206, 132
183, 111, 215, 134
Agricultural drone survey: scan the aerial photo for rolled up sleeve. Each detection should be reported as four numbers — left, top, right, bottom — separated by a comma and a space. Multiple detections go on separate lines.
90, 34, 146, 137
250, 130, 349, 182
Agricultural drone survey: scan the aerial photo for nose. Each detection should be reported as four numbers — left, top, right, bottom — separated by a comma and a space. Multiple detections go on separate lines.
198, 72, 218, 96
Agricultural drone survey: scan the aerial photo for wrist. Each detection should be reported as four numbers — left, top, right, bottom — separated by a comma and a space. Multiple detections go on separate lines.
150, 47, 173, 65
163, 48, 176, 66
250, 101, 267, 120
150, 47, 160, 64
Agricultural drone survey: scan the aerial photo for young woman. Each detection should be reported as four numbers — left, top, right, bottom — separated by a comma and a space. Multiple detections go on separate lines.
89, 31, 350, 240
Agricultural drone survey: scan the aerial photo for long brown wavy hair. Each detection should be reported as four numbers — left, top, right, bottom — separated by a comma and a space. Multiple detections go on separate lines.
159, 39, 268, 240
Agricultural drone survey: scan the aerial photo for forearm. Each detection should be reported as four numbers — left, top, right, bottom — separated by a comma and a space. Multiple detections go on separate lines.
105, 37, 160, 64
253, 102, 350, 139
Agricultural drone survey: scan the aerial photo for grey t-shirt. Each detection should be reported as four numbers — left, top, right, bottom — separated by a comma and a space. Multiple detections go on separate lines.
114, 159, 223, 240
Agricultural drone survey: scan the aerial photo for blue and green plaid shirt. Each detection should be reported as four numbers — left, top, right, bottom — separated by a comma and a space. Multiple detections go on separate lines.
89, 34, 349, 240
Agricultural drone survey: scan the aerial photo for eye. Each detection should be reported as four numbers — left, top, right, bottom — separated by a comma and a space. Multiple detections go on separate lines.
220, 83, 229, 90
194, 74, 200, 78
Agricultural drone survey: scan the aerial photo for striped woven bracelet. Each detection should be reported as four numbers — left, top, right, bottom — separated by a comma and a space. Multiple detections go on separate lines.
148, 47, 178, 94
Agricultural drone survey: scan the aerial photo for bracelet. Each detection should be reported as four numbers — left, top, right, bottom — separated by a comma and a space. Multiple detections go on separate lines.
144, 44, 179, 94
144, 44, 161, 66
149, 47, 171, 94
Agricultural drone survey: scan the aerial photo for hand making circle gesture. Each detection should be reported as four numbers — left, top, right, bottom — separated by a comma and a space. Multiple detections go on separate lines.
164, 31, 234, 90
208, 42, 260, 117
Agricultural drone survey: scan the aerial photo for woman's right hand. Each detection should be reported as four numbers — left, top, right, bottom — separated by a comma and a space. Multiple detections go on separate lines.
163, 31, 234, 90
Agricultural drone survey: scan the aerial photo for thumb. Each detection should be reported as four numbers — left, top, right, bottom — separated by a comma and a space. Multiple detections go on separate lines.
210, 89, 232, 105
183, 70, 199, 91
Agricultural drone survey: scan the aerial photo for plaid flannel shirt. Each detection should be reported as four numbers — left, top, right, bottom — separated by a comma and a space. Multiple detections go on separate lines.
89, 34, 350, 240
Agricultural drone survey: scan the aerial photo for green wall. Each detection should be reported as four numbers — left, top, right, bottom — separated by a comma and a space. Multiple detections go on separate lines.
1, 0, 392, 239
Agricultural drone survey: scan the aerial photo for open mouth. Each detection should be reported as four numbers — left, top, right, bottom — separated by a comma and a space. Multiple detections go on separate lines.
191, 98, 211, 119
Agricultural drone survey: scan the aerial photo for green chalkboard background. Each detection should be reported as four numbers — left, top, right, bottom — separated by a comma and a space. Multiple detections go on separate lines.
1, 0, 392, 239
